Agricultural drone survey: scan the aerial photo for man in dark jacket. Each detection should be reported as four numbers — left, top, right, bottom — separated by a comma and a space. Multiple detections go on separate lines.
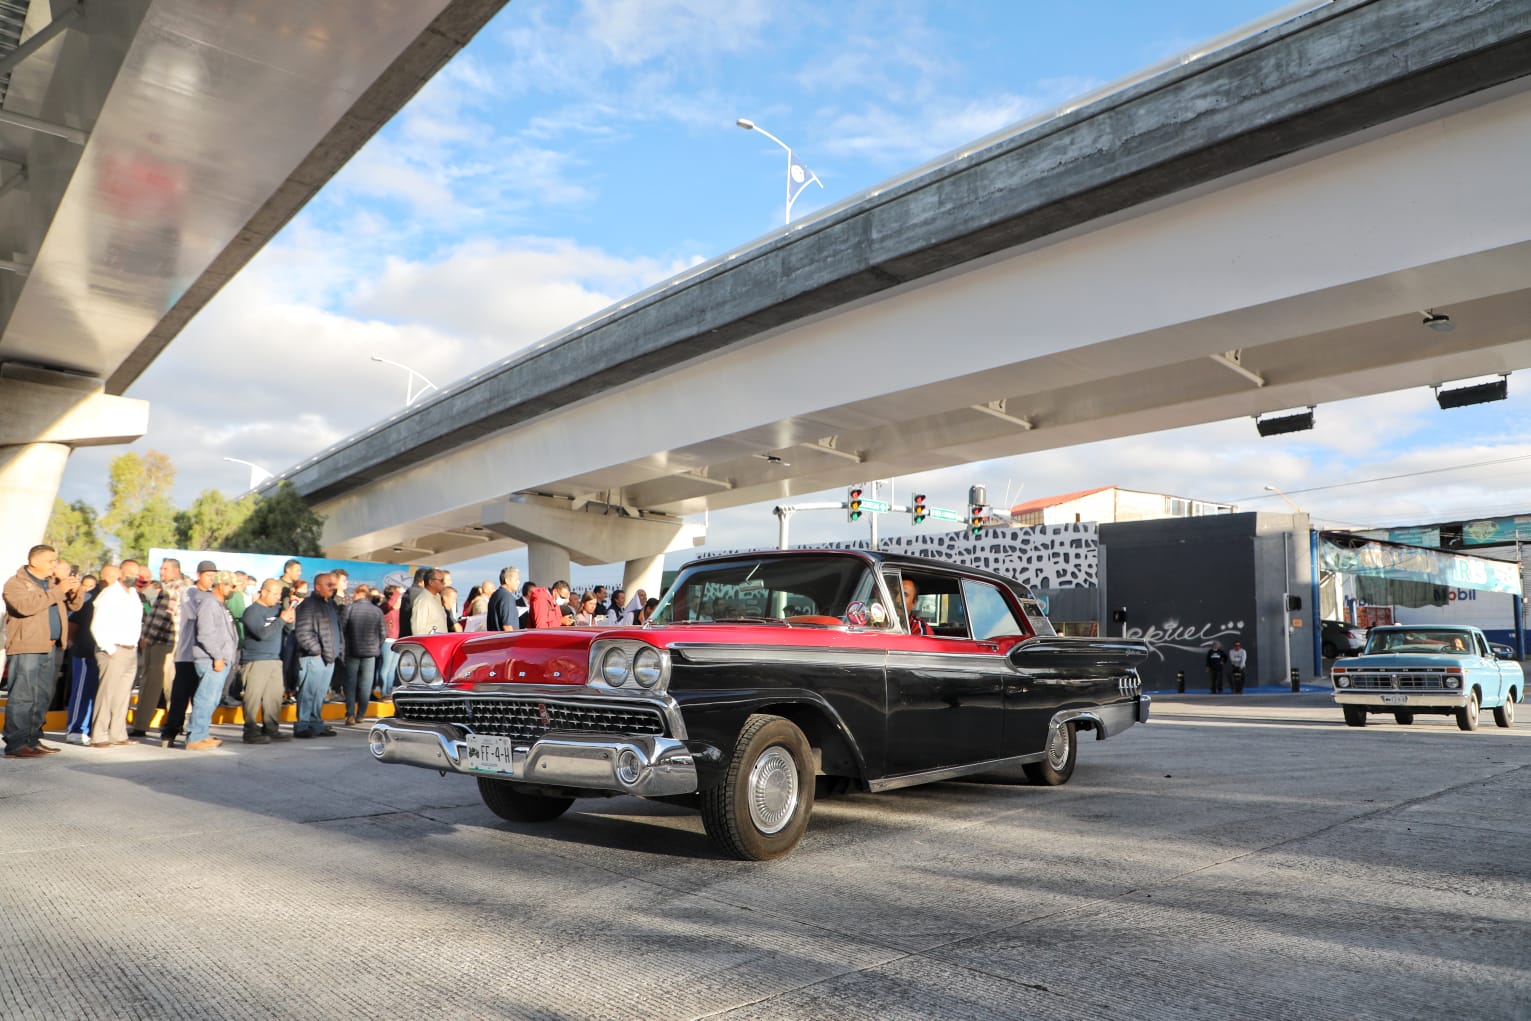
339, 585, 385, 725
240, 579, 293, 744
1206, 641, 1228, 694
2, 545, 85, 758
292, 572, 342, 738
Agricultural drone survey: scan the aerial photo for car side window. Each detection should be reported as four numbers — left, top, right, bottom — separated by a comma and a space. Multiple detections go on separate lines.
903, 573, 969, 638
1475, 634, 1491, 658
961, 580, 1023, 640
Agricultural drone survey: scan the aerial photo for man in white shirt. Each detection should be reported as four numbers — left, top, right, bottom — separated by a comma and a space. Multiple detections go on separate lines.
1228, 640, 1249, 695
90, 560, 144, 746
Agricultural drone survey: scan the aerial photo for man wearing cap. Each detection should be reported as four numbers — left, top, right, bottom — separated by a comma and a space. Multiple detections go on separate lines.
184, 571, 239, 751
160, 560, 218, 748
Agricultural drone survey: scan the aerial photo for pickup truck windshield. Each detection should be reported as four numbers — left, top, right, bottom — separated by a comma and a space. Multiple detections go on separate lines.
1364, 629, 1478, 655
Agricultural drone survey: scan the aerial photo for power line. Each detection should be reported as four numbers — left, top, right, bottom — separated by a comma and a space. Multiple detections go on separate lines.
1237, 451, 1531, 504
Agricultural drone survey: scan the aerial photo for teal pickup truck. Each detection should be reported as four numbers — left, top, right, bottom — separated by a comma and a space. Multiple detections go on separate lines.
1331, 625, 1521, 730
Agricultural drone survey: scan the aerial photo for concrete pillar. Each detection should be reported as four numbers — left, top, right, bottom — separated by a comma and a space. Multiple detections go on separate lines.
622, 553, 665, 604
0, 442, 71, 575
527, 542, 571, 588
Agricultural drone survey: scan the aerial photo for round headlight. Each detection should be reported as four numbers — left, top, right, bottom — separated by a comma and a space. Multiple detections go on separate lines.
419, 654, 440, 685
397, 649, 419, 683
633, 647, 663, 688
1446, 677, 1461, 689
1335, 677, 1349, 688
601, 647, 631, 686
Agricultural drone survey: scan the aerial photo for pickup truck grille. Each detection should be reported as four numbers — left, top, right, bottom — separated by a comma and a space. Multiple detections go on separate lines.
1343, 669, 1450, 691
393, 693, 667, 742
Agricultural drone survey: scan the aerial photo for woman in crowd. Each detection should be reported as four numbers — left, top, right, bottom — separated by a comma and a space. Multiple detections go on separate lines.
574, 592, 599, 626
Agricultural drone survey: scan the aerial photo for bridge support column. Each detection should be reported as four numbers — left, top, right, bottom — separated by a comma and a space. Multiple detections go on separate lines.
0, 442, 71, 574
0, 369, 149, 572
622, 554, 664, 605
527, 542, 571, 589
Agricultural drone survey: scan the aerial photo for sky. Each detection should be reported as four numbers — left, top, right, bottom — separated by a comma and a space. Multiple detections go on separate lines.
58, 0, 1531, 587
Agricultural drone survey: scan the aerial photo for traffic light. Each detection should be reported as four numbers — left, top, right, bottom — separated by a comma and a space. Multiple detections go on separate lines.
911, 493, 928, 525
847, 486, 864, 522
968, 503, 989, 538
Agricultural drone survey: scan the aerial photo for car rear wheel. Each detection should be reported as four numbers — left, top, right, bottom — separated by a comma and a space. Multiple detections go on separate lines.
1456, 691, 1480, 732
1392, 711, 1414, 725
1342, 706, 1367, 727
1023, 720, 1078, 786
1493, 692, 1516, 729
700, 715, 815, 861
477, 777, 574, 823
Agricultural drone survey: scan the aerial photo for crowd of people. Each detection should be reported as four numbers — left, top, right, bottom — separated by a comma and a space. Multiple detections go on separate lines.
0, 545, 659, 760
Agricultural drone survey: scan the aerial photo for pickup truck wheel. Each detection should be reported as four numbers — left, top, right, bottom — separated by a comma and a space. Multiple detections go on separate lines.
1342, 706, 1367, 727
1023, 720, 1077, 786
700, 715, 814, 861
1456, 691, 1480, 732
477, 777, 574, 823
1493, 693, 1516, 729
1392, 711, 1415, 725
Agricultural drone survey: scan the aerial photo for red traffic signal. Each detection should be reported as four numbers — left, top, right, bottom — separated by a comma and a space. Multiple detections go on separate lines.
968, 503, 989, 537
847, 486, 864, 522
911, 493, 928, 525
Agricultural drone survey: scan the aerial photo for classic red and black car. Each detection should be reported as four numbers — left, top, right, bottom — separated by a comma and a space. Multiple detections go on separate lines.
370, 549, 1151, 859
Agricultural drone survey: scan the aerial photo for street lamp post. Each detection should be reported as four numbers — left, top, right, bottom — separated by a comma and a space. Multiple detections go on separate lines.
1263, 484, 1305, 515
224, 457, 273, 491
736, 118, 822, 224
370, 354, 439, 406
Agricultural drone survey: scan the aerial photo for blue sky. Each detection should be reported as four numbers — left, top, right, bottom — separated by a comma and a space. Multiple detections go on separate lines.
59, 0, 1531, 585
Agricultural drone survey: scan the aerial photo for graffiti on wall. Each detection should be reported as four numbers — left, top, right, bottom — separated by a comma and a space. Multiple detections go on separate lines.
1124, 616, 1246, 662
705, 523, 1099, 591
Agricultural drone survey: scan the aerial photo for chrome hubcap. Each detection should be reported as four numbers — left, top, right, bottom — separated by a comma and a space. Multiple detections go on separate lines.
748, 746, 799, 834
1468, 697, 1478, 724
1506, 700, 1515, 724
1047, 724, 1071, 770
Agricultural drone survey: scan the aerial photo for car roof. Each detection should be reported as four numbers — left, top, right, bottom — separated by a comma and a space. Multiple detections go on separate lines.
684, 547, 1035, 595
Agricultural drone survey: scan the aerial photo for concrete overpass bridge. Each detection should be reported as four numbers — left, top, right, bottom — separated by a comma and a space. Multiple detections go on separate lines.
271, 0, 1531, 597
0, 0, 507, 571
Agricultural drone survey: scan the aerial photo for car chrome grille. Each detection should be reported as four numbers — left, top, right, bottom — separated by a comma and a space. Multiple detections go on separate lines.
1343, 669, 1451, 691
393, 693, 667, 742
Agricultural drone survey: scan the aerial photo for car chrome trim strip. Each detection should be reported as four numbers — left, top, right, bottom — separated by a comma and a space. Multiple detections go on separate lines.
367, 721, 699, 797
668, 643, 1014, 672
867, 751, 1052, 792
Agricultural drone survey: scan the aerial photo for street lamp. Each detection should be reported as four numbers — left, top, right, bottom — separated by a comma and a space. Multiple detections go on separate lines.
224, 457, 273, 490
371, 354, 439, 406
1263, 484, 1305, 514
736, 118, 822, 224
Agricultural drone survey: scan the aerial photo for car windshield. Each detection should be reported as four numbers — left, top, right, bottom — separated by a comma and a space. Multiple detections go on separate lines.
651, 555, 882, 626
1364, 629, 1477, 655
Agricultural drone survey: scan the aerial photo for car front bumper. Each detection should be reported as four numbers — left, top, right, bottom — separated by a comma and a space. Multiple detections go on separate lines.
1333, 692, 1469, 709
367, 719, 700, 797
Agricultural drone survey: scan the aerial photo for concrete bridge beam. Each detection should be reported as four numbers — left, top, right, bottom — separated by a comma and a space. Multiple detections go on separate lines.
479, 496, 704, 588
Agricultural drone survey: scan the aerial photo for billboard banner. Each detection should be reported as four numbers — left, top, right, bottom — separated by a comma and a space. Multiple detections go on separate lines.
147, 548, 417, 595
1318, 537, 1522, 596
1461, 515, 1531, 545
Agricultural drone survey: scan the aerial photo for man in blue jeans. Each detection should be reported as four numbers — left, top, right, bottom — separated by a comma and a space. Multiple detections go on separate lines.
185, 572, 239, 751
292, 572, 343, 738
3, 545, 85, 758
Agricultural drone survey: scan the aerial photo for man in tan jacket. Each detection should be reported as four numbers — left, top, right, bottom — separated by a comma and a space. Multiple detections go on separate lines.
3, 545, 85, 758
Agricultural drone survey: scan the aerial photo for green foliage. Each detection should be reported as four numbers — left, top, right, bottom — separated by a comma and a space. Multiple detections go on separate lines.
174, 488, 257, 550
44, 499, 109, 570
101, 451, 179, 561
226, 483, 325, 556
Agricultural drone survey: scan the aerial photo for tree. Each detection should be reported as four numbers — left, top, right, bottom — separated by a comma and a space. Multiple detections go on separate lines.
44, 499, 109, 569
225, 483, 325, 556
101, 451, 179, 561
174, 489, 257, 550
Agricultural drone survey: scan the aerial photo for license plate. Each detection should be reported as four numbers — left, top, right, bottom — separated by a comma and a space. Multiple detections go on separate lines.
1380, 693, 1408, 705
464, 734, 516, 775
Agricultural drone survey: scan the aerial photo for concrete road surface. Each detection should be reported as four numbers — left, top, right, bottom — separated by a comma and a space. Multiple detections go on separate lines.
1, 693, 1527, 1020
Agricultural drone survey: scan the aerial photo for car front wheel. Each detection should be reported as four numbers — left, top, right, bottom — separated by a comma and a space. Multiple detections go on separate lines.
477, 777, 574, 823
1393, 711, 1414, 725
701, 714, 815, 861
1023, 720, 1078, 786
1456, 691, 1480, 732
1493, 692, 1516, 729
1343, 706, 1367, 727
